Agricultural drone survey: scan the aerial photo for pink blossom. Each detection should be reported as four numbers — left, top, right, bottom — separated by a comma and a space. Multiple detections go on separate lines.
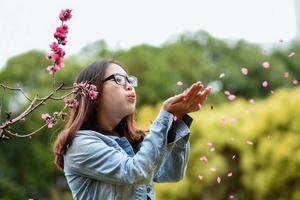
224, 90, 230, 96
262, 61, 270, 69
89, 90, 98, 100
47, 65, 57, 74
47, 120, 56, 128
217, 176, 221, 184
241, 67, 248, 75
262, 81, 268, 88
89, 84, 97, 91
283, 72, 289, 78
228, 94, 236, 101
292, 80, 298, 85
41, 113, 51, 121
59, 9, 72, 22
64, 97, 79, 109
54, 25, 69, 45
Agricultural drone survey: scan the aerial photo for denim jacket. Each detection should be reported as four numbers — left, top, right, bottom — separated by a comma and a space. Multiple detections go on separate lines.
63, 109, 193, 200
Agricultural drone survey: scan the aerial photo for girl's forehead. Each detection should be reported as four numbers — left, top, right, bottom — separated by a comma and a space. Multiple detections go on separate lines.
106, 63, 127, 76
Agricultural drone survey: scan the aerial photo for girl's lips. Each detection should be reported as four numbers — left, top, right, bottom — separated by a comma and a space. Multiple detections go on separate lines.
127, 96, 136, 102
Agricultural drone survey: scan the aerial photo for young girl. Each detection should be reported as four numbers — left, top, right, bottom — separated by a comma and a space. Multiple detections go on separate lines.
53, 59, 211, 200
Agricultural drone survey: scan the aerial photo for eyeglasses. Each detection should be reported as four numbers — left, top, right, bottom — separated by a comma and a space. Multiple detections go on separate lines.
103, 73, 138, 87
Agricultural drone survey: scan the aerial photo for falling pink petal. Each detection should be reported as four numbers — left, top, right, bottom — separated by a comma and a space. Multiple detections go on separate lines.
199, 156, 209, 164
262, 81, 268, 88
228, 94, 236, 101
227, 172, 233, 177
217, 176, 221, 184
229, 195, 235, 199
270, 90, 275, 94
198, 175, 203, 181
231, 117, 237, 123
249, 99, 255, 104
288, 52, 296, 58
232, 155, 236, 159
224, 90, 231, 96
210, 148, 215, 152
262, 61, 270, 69
283, 72, 289, 78
292, 80, 298, 85
246, 140, 254, 145
241, 67, 248, 75
210, 167, 216, 172
173, 116, 178, 121
176, 81, 183, 86
207, 142, 213, 147
219, 73, 225, 78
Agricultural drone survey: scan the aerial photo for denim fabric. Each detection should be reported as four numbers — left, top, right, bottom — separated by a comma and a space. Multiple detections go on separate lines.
63, 109, 193, 200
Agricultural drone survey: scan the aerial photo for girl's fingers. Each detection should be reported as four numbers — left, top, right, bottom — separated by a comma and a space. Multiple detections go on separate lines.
185, 82, 203, 103
169, 93, 187, 104
192, 87, 212, 105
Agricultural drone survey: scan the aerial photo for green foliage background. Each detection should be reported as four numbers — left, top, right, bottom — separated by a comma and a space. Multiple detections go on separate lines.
0, 31, 299, 199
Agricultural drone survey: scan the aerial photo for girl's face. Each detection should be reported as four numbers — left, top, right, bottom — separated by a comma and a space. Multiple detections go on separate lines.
98, 63, 137, 119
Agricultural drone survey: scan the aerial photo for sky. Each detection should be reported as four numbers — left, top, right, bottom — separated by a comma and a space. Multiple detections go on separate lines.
0, 0, 297, 69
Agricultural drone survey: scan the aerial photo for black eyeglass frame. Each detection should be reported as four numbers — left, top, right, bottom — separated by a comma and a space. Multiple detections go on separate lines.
103, 73, 138, 87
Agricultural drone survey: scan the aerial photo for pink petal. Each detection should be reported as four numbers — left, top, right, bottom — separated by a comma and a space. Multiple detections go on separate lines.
246, 140, 254, 145
217, 176, 221, 184
198, 175, 203, 181
219, 73, 225, 78
210, 167, 216, 172
270, 90, 275, 94
241, 67, 248, 75
262, 81, 268, 88
224, 90, 231, 96
229, 195, 235, 199
283, 72, 289, 78
199, 156, 209, 164
292, 80, 298, 85
227, 172, 233, 177
231, 117, 237, 123
41, 113, 51, 121
210, 148, 215, 152
176, 81, 183, 86
249, 99, 255, 104
228, 94, 236, 101
262, 61, 270, 69
288, 52, 296, 58
232, 155, 236, 159
207, 142, 213, 147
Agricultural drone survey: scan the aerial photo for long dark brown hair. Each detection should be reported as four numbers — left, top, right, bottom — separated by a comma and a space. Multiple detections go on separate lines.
53, 59, 145, 171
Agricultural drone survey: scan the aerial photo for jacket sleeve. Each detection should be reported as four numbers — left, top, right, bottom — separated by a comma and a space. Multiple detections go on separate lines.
153, 114, 193, 182
64, 109, 174, 186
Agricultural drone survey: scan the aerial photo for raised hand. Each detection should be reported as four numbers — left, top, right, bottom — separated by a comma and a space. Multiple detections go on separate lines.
162, 82, 212, 120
